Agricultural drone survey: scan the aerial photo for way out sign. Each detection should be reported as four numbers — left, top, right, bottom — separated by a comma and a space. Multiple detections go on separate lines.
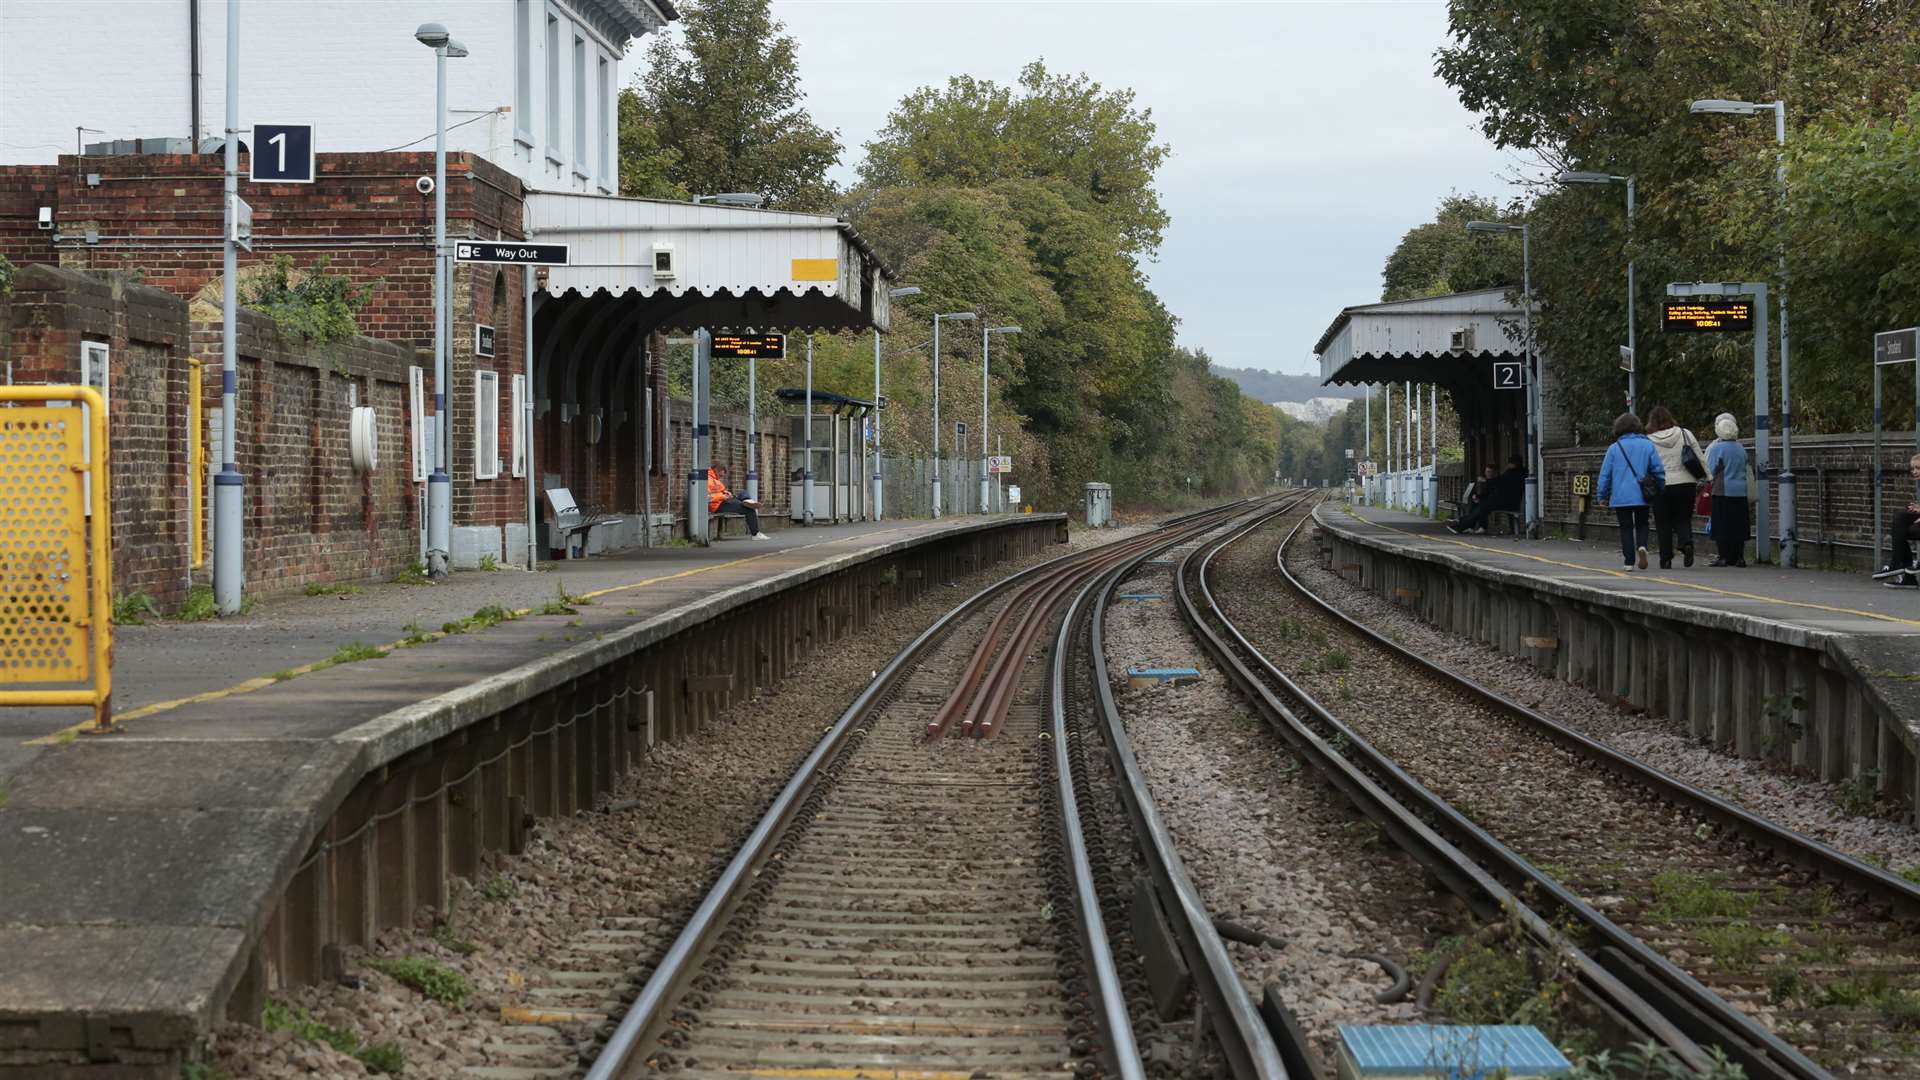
1493, 361, 1525, 389
455, 241, 570, 266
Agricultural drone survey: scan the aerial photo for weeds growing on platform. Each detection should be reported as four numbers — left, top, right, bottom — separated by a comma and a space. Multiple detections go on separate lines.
111, 592, 160, 625
303, 582, 362, 597
441, 604, 517, 635
327, 641, 388, 665
363, 955, 470, 1006
392, 560, 430, 586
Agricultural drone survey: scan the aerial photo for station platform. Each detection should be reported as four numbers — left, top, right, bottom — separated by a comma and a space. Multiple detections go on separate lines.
0, 513, 1067, 1075
1311, 502, 1920, 813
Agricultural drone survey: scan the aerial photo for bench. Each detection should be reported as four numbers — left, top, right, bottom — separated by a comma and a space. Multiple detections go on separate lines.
545, 487, 623, 559
707, 511, 750, 541
1442, 497, 1521, 536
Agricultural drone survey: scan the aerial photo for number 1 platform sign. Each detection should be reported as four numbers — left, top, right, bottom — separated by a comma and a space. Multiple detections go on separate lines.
250, 124, 315, 184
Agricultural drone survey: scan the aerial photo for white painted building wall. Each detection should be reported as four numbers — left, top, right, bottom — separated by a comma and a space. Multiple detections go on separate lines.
0, 0, 669, 195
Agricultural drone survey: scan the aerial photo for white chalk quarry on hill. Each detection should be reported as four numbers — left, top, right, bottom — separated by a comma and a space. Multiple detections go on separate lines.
1272, 397, 1353, 425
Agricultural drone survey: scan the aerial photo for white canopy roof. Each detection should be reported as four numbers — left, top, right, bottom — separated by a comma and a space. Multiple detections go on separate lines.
1316, 288, 1528, 386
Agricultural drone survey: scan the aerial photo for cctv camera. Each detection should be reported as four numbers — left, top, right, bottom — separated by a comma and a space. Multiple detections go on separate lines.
416, 176, 435, 196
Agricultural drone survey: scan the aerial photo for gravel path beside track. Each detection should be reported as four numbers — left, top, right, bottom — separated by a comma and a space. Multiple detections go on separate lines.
211, 523, 1154, 1079
1099, 546, 1457, 1065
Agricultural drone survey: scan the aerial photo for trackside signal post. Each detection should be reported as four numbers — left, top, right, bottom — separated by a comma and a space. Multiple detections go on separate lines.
1874, 327, 1920, 571
1668, 281, 1776, 564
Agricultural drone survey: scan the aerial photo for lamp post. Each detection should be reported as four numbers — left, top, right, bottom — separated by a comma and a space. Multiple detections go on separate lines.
1691, 98, 1795, 566
930, 310, 976, 518
874, 286, 920, 520
1466, 219, 1538, 536
981, 325, 1020, 512
416, 23, 465, 575
1556, 170, 1637, 414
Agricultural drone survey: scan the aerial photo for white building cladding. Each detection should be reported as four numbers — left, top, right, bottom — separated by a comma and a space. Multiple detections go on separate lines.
0, 0, 671, 195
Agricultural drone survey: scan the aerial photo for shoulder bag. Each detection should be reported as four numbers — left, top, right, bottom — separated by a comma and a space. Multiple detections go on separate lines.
1619, 439, 1661, 504
1680, 430, 1709, 482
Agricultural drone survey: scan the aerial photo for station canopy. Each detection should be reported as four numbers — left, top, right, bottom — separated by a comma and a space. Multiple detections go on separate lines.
1316, 287, 1528, 396
528, 188, 896, 338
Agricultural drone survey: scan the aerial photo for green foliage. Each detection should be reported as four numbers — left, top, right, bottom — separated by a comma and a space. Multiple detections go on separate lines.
175, 586, 219, 622
441, 604, 516, 635
1839, 769, 1884, 816
626, 0, 840, 210
483, 873, 518, 901
0, 253, 15, 299
1566, 1042, 1746, 1080
1646, 868, 1754, 922
392, 561, 430, 586
861, 61, 1170, 257
113, 592, 161, 625
433, 922, 479, 956
237, 256, 376, 348
615, 88, 688, 201
303, 582, 361, 597
180, 1063, 233, 1080
476, 554, 498, 572
397, 622, 433, 648
329, 641, 388, 664
365, 954, 471, 1006
261, 998, 404, 1074
1381, 193, 1524, 301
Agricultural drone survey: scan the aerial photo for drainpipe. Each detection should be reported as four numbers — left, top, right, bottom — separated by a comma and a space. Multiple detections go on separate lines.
188, 0, 202, 152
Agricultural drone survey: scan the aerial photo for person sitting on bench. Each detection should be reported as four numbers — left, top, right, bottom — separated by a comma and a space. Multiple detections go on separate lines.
707, 466, 771, 540
1872, 453, 1920, 589
1450, 456, 1526, 534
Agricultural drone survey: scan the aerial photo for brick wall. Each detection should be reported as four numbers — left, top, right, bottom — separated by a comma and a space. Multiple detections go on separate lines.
1544, 432, 1920, 566
2, 264, 418, 607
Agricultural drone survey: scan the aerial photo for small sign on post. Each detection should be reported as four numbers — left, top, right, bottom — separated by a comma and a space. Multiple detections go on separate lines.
1493, 361, 1524, 389
1619, 345, 1635, 372
956, 421, 968, 437
1876, 328, 1918, 366
989, 455, 1013, 474
228, 194, 253, 252
249, 123, 316, 183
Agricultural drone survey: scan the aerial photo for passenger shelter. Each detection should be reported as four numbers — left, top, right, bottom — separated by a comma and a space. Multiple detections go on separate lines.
525, 192, 895, 548
1316, 288, 1551, 511
775, 387, 877, 524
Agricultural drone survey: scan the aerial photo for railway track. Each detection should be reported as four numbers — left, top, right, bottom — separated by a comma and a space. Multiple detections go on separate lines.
581, 499, 1295, 1080
1184, 496, 1920, 1079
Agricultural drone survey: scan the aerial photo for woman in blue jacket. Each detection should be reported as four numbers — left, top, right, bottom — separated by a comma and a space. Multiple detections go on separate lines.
1705, 413, 1750, 566
1596, 412, 1666, 570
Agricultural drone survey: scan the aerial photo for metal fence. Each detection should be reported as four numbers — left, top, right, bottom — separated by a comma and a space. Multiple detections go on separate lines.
877, 456, 1012, 518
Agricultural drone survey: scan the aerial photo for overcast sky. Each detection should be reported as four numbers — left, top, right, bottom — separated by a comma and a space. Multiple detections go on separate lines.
768, 0, 1523, 376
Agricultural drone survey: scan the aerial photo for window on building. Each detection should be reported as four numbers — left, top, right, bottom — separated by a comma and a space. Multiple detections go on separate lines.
597, 55, 611, 186
475, 370, 500, 480
513, 0, 532, 145
511, 374, 527, 478
573, 35, 587, 176
545, 14, 561, 159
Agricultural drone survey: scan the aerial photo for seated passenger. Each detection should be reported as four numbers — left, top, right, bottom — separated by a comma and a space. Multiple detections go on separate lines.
1871, 453, 1920, 589
1450, 457, 1526, 534
707, 466, 770, 540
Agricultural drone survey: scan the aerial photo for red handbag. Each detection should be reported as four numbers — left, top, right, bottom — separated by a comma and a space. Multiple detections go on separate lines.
1694, 481, 1713, 517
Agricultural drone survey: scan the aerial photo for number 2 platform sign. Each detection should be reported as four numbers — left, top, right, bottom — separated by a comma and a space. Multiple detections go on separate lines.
250, 124, 315, 184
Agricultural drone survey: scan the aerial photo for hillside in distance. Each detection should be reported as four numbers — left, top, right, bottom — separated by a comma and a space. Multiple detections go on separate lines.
1210, 365, 1362, 406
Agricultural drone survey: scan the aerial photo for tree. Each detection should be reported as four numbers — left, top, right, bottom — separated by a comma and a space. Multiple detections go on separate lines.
861, 62, 1171, 257
616, 91, 687, 200
625, 0, 841, 210
1381, 194, 1525, 301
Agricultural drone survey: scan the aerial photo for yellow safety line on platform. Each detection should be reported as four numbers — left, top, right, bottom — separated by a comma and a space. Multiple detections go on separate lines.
1356, 513, 1920, 630
24, 526, 925, 745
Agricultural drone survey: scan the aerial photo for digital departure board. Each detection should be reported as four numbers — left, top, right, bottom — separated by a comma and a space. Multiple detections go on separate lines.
710, 334, 786, 359
1663, 300, 1753, 333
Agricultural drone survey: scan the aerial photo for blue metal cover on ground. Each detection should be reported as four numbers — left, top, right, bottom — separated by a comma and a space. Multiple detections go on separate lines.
1126, 667, 1201, 678
1337, 1024, 1569, 1077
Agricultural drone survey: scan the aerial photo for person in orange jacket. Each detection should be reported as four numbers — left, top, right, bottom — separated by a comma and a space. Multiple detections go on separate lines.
707, 466, 769, 539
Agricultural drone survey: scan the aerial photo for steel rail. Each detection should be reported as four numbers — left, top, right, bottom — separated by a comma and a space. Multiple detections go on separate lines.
1286, 507, 1920, 920
1268, 513, 1905, 1079
585, 501, 1255, 1080
1068, 497, 1310, 1080
1175, 503, 1720, 1076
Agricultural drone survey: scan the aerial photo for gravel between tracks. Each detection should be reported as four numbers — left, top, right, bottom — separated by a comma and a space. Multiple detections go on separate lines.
210, 521, 1157, 1079
1099, 541, 1455, 1065
1287, 523, 1920, 874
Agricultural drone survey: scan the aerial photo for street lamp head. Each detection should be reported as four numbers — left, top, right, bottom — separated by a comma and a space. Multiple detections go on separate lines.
939, 311, 977, 322
1465, 220, 1517, 234
414, 22, 451, 47
889, 286, 922, 299
446, 39, 469, 58
1556, 170, 1623, 185
1690, 98, 1762, 115
989, 325, 1022, 335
